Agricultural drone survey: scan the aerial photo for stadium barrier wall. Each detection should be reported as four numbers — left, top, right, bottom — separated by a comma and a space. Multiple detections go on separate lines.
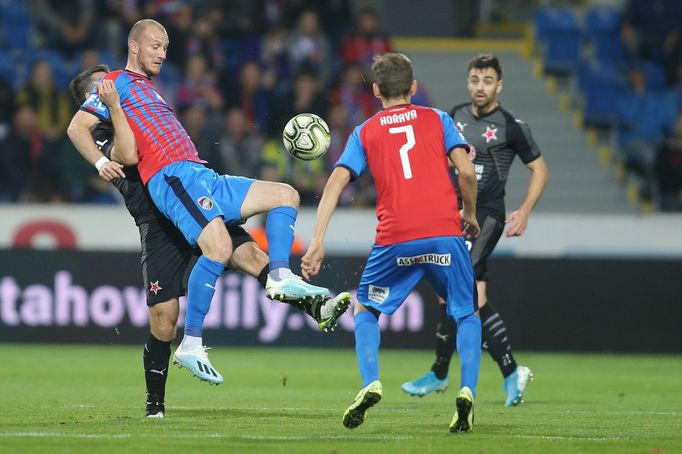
1, 249, 680, 353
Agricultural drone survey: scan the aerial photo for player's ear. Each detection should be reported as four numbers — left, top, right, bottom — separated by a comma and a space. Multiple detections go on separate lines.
128, 39, 138, 55
372, 82, 382, 100
496, 79, 503, 95
409, 80, 417, 97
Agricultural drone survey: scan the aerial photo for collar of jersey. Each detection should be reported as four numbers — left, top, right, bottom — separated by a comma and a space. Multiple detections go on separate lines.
382, 103, 412, 111
124, 69, 152, 81
471, 102, 501, 119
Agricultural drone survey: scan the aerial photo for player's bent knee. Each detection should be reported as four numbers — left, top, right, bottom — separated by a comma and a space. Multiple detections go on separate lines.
149, 299, 179, 342
278, 183, 300, 208
198, 218, 233, 264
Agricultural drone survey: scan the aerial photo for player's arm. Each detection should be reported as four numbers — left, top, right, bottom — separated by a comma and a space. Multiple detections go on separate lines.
506, 156, 548, 237
67, 110, 125, 181
449, 147, 480, 239
96, 80, 138, 166
301, 166, 351, 279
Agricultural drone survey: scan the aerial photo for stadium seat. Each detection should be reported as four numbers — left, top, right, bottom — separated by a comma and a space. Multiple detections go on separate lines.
584, 7, 626, 63
581, 61, 625, 128
0, 49, 15, 86
535, 7, 582, 75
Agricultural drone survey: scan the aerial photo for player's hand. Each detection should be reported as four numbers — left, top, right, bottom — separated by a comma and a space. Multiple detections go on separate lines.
461, 210, 480, 239
96, 80, 121, 108
505, 208, 529, 237
99, 160, 125, 181
301, 241, 325, 280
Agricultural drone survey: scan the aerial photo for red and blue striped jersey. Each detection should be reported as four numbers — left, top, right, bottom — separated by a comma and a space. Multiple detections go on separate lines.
336, 104, 469, 246
80, 69, 205, 184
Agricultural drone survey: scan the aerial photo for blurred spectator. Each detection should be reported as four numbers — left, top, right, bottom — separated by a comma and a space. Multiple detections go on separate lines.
223, 61, 273, 134
0, 105, 62, 202
181, 103, 218, 155
15, 59, 72, 143
0, 76, 14, 141
656, 114, 682, 211
27, 0, 94, 57
621, 0, 682, 84
175, 54, 223, 112
325, 102, 352, 169
287, 9, 332, 86
261, 24, 292, 89
268, 69, 329, 138
206, 107, 263, 177
340, 8, 393, 75
331, 63, 376, 126
616, 65, 677, 200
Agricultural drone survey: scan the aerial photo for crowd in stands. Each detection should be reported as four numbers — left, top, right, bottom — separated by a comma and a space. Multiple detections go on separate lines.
536, 0, 682, 211
0, 0, 399, 207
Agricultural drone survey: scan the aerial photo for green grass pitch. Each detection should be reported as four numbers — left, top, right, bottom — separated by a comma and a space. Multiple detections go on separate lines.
0, 344, 680, 453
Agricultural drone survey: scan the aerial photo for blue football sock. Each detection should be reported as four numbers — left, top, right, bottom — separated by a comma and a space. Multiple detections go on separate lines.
354, 310, 381, 387
456, 313, 482, 395
265, 206, 298, 271
185, 256, 224, 337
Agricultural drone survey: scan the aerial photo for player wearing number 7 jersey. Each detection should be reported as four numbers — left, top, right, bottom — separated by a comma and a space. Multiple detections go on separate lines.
302, 53, 483, 432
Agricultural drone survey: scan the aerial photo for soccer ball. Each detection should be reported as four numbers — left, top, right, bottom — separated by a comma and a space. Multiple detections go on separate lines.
282, 113, 331, 161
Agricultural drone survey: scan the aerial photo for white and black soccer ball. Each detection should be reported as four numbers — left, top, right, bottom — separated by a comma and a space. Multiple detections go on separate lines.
282, 113, 331, 161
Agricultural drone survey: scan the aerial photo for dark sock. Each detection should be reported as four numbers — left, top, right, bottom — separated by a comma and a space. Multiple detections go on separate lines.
143, 334, 171, 403
430, 304, 457, 380
259, 263, 313, 316
256, 264, 270, 289
480, 302, 517, 378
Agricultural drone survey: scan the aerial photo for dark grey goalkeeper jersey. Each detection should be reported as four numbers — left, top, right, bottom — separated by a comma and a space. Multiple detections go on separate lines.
451, 103, 541, 218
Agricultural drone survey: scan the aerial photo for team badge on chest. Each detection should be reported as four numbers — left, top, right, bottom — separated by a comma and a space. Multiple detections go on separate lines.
482, 126, 498, 143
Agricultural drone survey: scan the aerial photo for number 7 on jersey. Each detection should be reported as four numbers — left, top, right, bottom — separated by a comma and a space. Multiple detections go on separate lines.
389, 125, 416, 179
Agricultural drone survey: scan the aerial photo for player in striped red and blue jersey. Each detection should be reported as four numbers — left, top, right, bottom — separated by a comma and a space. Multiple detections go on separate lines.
67, 19, 330, 385
302, 53, 483, 432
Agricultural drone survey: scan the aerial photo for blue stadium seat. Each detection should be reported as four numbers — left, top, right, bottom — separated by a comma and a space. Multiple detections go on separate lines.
0, 49, 16, 85
585, 7, 626, 63
535, 7, 582, 75
581, 61, 625, 128
642, 61, 667, 92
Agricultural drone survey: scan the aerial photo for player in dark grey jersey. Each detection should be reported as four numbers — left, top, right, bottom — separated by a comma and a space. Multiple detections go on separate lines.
402, 54, 548, 407
68, 66, 351, 418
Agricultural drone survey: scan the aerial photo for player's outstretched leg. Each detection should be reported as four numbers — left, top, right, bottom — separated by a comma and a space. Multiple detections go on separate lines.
449, 386, 474, 433
343, 309, 382, 429
401, 303, 455, 396
503, 365, 534, 407
262, 205, 330, 301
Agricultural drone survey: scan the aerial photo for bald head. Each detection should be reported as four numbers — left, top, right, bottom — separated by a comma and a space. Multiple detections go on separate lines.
128, 19, 166, 42
126, 19, 169, 78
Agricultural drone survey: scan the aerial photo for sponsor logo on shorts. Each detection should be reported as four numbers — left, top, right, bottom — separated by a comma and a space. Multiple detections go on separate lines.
197, 196, 214, 210
368, 285, 390, 304
396, 253, 451, 266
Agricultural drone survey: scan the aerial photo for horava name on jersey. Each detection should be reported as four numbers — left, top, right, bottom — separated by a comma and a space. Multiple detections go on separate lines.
397, 253, 451, 266
379, 109, 417, 126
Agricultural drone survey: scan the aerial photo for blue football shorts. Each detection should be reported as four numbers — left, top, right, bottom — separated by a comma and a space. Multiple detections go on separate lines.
147, 161, 255, 246
357, 236, 477, 320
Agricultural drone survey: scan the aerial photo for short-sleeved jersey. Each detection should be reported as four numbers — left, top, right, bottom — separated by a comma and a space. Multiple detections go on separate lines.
451, 103, 541, 214
337, 104, 469, 246
80, 69, 205, 184
91, 122, 164, 226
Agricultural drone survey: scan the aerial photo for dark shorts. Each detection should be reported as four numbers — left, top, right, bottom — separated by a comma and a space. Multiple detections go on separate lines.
140, 220, 254, 306
467, 206, 505, 282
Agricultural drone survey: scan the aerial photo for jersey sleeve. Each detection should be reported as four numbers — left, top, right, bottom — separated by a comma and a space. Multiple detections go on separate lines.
80, 82, 110, 122
91, 123, 115, 159
438, 109, 469, 153
335, 125, 367, 180
509, 118, 541, 164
